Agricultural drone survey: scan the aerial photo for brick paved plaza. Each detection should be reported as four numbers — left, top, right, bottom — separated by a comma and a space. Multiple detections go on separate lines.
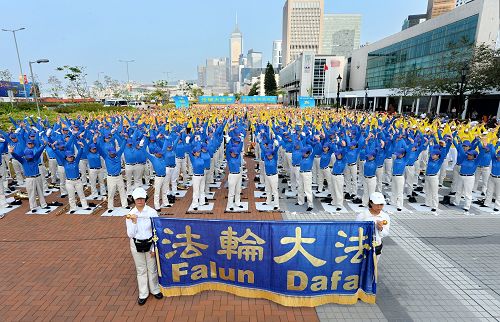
0, 155, 499, 322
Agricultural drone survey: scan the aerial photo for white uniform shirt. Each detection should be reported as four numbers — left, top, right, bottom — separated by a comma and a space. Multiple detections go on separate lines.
126, 205, 158, 240
355, 208, 391, 245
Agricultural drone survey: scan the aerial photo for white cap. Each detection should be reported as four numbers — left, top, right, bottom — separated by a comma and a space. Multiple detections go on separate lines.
370, 192, 386, 205
132, 187, 147, 200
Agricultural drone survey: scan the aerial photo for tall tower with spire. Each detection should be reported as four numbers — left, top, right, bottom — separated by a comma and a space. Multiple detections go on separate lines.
229, 13, 243, 92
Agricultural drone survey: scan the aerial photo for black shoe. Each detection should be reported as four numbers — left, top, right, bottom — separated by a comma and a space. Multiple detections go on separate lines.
327, 194, 331, 197
274, 207, 279, 211
263, 203, 268, 205
193, 207, 198, 211
238, 205, 244, 208
165, 204, 172, 208
414, 187, 423, 192
60, 194, 68, 198
431, 208, 437, 212
45, 190, 51, 194
70, 210, 76, 214
321, 198, 332, 203
85, 207, 91, 211
125, 206, 131, 209
449, 192, 456, 196
294, 202, 300, 206
494, 208, 499, 212
408, 196, 417, 203
358, 205, 365, 208
344, 193, 352, 200
336, 207, 342, 211
412, 192, 418, 197
205, 197, 208, 203
43, 206, 51, 210
306, 207, 313, 211
155, 209, 161, 212
397, 208, 402, 211
352, 198, 362, 204
31, 209, 37, 213
154, 293, 163, 299
481, 192, 485, 196
10, 200, 22, 205
50, 201, 64, 206
138, 297, 147, 305
107, 209, 113, 213
281, 188, 286, 193
229, 207, 234, 211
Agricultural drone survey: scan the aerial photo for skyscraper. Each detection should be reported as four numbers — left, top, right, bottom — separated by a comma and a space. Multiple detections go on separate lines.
282, 0, 324, 66
272, 40, 283, 69
247, 49, 263, 69
229, 15, 243, 92
427, 0, 456, 19
321, 14, 361, 57
205, 58, 229, 94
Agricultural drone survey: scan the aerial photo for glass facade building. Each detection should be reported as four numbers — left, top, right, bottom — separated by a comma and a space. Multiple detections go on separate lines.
366, 14, 479, 89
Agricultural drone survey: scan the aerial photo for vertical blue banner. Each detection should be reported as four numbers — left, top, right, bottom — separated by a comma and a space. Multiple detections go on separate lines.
152, 218, 377, 307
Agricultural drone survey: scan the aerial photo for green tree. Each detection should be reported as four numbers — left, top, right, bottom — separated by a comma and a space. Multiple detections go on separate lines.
264, 62, 277, 96
47, 76, 63, 98
56, 65, 89, 98
0, 69, 12, 82
190, 87, 204, 100
423, 41, 500, 117
148, 80, 169, 102
248, 82, 259, 96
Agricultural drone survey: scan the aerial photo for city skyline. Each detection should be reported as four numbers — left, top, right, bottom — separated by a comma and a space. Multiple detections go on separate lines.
0, 0, 427, 86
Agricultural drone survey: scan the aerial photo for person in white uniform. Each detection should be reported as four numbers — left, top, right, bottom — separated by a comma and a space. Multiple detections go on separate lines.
126, 187, 163, 305
356, 192, 390, 261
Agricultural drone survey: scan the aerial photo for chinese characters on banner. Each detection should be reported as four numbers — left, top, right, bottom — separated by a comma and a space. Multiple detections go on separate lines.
152, 218, 377, 307
198, 96, 236, 104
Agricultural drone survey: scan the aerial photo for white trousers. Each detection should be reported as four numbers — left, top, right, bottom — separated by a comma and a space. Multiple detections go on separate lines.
79, 159, 88, 185
153, 175, 169, 210
57, 165, 68, 195
424, 174, 440, 209
474, 166, 491, 194
439, 161, 447, 185
331, 174, 344, 207
298, 172, 313, 207
190, 175, 204, 208
485, 175, 500, 208
362, 176, 377, 206
376, 167, 383, 192
312, 158, 320, 184
175, 157, 187, 181
48, 158, 58, 183
89, 168, 106, 196
26, 176, 47, 210
11, 158, 24, 184
451, 165, 461, 193
405, 165, 416, 195
129, 239, 160, 299
344, 164, 358, 196
455, 175, 474, 210
125, 164, 135, 196
318, 167, 332, 192
66, 178, 88, 210
285, 153, 293, 177
107, 175, 127, 210
227, 173, 242, 209
291, 166, 300, 193
259, 160, 265, 184
391, 175, 405, 208
384, 158, 393, 184
165, 167, 176, 195
265, 174, 279, 208
38, 164, 48, 191
134, 164, 145, 189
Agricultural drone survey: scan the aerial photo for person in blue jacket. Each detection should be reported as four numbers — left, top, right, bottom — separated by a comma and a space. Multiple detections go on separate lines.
188, 145, 206, 211
297, 145, 315, 211
484, 147, 500, 211
330, 147, 347, 211
452, 150, 481, 213
391, 148, 408, 211
424, 149, 447, 212
226, 147, 244, 211
9, 145, 50, 213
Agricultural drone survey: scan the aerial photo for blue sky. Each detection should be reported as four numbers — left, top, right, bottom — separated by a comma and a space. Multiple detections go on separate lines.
0, 0, 427, 86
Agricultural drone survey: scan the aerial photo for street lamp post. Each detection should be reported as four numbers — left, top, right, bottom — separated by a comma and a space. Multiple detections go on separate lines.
29, 59, 49, 117
458, 64, 468, 118
2, 27, 27, 100
364, 82, 369, 111
336, 74, 342, 112
119, 59, 135, 89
